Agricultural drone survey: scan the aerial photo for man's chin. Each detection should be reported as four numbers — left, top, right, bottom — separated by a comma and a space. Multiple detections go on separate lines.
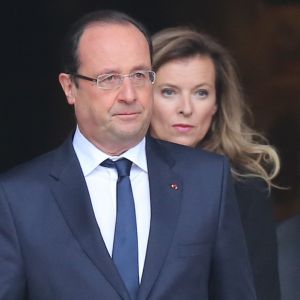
115, 124, 148, 142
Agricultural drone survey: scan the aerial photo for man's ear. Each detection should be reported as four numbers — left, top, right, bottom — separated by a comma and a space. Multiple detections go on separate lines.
58, 73, 76, 105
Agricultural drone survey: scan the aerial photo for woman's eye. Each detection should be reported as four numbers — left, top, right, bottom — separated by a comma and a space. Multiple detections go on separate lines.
161, 88, 175, 97
195, 89, 208, 98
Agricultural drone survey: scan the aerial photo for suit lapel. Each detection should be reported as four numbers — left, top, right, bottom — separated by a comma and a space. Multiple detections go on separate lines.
138, 137, 182, 300
49, 137, 129, 300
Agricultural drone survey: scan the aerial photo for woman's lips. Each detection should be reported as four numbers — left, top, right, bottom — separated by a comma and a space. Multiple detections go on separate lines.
172, 124, 194, 133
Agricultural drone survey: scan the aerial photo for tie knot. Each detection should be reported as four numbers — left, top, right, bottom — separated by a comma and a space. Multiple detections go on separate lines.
101, 158, 132, 178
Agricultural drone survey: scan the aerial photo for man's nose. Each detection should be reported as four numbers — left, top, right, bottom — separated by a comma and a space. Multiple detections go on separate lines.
117, 77, 137, 103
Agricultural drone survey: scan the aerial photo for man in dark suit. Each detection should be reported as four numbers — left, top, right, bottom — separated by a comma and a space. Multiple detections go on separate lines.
0, 10, 256, 300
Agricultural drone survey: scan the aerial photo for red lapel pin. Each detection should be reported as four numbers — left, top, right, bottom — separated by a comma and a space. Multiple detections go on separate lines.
170, 183, 178, 190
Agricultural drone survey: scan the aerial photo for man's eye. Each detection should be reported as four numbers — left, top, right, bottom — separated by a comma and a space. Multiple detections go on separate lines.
104, 74, 119, 82
133, 72, 146, 79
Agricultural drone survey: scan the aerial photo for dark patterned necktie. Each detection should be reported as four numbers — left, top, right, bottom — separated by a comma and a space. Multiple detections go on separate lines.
101, 158, 139, 300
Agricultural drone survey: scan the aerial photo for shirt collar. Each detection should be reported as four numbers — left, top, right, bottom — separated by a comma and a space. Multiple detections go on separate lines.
73, 127, 147, 176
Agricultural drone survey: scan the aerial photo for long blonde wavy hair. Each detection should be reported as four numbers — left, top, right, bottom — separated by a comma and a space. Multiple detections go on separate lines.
152, 27, 280, 188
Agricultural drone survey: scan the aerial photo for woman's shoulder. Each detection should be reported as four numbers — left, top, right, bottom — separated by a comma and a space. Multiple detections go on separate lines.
234, 177, 269, 194
148, 135, 224, 158
234, 177, 273, 219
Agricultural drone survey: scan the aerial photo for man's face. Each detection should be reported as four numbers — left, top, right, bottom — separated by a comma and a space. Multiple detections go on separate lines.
59, 23, 153, 155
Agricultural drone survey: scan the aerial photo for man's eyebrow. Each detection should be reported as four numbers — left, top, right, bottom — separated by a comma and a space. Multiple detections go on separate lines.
131, 64, 152, 71
95, 65, 151, 76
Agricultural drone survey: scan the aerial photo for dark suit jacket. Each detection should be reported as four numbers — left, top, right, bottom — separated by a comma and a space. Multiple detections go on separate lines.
235, 179, 281, 300
277, 214, 300, 300
0, 135, 256, 300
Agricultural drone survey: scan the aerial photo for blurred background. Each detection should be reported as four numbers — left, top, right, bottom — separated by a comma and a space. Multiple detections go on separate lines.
2, 0, 299, 221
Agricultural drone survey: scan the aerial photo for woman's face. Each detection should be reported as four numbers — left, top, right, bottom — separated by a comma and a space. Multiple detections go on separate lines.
150, 55, 217, 148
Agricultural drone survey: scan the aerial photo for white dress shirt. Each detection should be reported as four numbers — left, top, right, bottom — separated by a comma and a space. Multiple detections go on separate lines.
73, 127, 151, 281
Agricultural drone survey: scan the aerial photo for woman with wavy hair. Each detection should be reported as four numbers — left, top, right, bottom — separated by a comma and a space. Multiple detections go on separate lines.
150, 27, 280, 300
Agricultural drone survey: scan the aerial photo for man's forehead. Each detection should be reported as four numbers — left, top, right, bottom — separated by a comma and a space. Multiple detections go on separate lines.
77, 22, 151, 71
78, 22, 150, 57
81, 22, 145, 43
